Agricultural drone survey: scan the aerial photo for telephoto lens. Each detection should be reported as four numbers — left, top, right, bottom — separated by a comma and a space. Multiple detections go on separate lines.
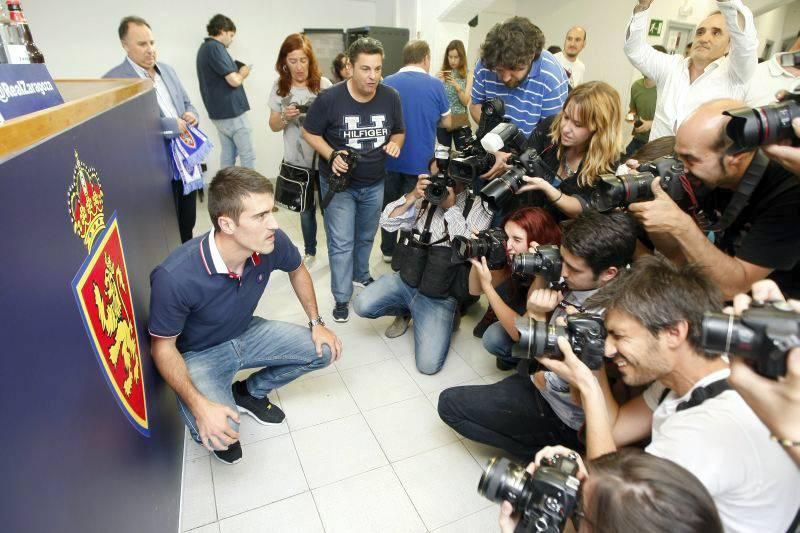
479, 166, 526, 212
724, 89, 800, 153
701, 303, 800, 379
478, 455, 581, 533
590, 156, 686, 213
513, 313, 607, 370
511, 245, 562, 283
451, 228, 508, 269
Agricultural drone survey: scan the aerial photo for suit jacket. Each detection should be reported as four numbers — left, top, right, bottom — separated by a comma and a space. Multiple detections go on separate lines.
104, 58, 199, 139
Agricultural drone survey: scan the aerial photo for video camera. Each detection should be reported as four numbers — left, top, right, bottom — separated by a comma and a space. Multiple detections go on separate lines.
701, 302, 800, 379
513, 313, 607, 370
590, 155, 688, 213
451, 228, 508, 269
448, 99, 510, 183
479, 148, 560, 212
724, 57, 800, 153
478, 454, 581, 533
510, 245, 562, 284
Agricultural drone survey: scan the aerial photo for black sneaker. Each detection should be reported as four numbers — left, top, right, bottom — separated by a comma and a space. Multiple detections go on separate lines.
232, 380, 285, 425
352, 277, 375, 289
473, 307, 498, 338
212, 440, 243, 465
496, 358, 516, 371
333, 302, 350, 322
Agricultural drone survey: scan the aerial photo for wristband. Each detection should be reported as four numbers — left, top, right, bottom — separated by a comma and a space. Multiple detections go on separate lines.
552, 190, 564, 204
771, 434, 800, 447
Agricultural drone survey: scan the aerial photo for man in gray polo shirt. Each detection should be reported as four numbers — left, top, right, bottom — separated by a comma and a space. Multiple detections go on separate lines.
196, 14, 255, 169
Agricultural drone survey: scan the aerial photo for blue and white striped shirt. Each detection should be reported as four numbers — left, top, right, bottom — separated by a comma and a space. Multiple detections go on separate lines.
471, 51, 568, 137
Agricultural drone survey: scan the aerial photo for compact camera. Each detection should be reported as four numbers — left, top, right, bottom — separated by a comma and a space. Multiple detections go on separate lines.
510, 245, 562, 284
478, 454, 581, 533
289, 102, 310, 114
513, 313, 607, 370
590, 155, 687, 212
451, 228, 508, 270
701, 302, 800, 379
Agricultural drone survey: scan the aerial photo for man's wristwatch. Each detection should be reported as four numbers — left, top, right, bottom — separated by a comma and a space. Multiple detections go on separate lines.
308, 316, 326, 329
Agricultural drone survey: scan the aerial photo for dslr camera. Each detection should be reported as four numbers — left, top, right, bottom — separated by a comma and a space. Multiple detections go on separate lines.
425, 144, 458, 205
478, 454, 581, 533
451, 228, 508, 269
723, 59, 800, 153
510, 245, 562, 284
448, 99, 508, 182
701, 302, 800, 379
328, 148, 360, 193
289, 102, 310, 114
480, 148, 560, 212
513, 313, 607, 370
590, 155, 687, 213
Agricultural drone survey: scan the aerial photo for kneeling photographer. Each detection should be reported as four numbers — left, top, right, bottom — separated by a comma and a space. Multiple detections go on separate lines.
437, 210, 637, 458
539, 256, 800, 533
489, 446, 722, 533
622, 98, 800, 299
481, 81, 624, 223
460, 207, 562, 370
352, 164, 492, 375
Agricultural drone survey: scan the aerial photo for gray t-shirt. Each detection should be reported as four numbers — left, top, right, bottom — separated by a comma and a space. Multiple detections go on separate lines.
538, 288, 597, 430
268, 77, 332, 168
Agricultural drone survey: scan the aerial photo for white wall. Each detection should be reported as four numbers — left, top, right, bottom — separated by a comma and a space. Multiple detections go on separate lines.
754, 4, 789, 57
23, 0, 382, 178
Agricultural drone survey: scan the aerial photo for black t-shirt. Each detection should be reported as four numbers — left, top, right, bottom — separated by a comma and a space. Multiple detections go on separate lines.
303, 81, 404, 188
702, 158, 800, 298
196, 38, 250, 120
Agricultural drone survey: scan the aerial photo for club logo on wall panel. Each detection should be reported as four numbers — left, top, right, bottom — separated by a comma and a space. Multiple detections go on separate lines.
68, 151, 150, 436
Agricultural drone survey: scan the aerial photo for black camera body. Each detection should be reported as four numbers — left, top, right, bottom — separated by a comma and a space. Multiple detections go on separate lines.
328, 148, 360, 193
447, 99, 507, 183
289, 102, 310, 114
511, 245, 562, 284
513, 313, 607, 370
425, 172, 455, 205
724, 87, 800, 153
701, 303, 800, 379
590, 155, 687, 213
480, 148, 559, 212
478, 455, 581, 533
449, 152, 497, 183
451, 228, 508, 269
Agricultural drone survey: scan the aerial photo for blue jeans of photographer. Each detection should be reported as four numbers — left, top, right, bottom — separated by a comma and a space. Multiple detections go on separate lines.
320, 175, 384, 304
482, 321, 516, 368
353, 272, 456, 374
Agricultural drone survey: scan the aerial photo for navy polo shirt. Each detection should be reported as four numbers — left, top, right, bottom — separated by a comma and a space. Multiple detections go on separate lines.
196, 38, 250, 120
148, 229, 301, 353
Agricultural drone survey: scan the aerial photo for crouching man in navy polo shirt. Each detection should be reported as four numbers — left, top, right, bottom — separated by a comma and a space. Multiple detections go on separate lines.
148, 167, 342, 465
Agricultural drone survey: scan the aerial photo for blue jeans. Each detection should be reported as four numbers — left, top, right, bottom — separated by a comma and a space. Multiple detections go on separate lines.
482, 320, 516, 368
381, 171, 418, 256
319, 175, 384, 303
301, 202, 318, 256
178, 316, 331, 442
353, 272, 456, 374
211, 114, 255, 169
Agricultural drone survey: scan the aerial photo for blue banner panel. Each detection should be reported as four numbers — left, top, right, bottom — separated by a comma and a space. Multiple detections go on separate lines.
0, 90, 184, 533
0, 63, 64, 122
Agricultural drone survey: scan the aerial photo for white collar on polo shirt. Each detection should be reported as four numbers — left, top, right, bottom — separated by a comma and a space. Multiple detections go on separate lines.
206, 228, 230, 275
398, 65, 427, 74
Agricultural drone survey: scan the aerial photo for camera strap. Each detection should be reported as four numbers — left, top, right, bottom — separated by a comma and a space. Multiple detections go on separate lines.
708, 151, 769, 233
661, 379, 732, 412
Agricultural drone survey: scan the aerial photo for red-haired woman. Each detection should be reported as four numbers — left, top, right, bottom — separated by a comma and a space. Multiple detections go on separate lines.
468, 207, 562, 370
268, 33, 332, 266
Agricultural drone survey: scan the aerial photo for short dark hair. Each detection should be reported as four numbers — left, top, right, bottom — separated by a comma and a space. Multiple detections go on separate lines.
208, 167, 274, 231
547, 45, 562, 55
630, 136, 675, 163
348, 37, 384, 66
402, 40, 430, 66
118, 16, 150, 41
587, 448, 723, 533
653, 44, 668, 54
206, 14, 236, 37
481, 16, 545, 70
587, 255, 723, 353
562, 210, 637, 276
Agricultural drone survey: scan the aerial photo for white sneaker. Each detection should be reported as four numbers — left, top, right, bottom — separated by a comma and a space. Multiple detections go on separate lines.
303, 254, 316, 268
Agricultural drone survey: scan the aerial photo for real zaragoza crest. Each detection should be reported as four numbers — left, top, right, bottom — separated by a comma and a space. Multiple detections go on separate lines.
68, 151, 149, 436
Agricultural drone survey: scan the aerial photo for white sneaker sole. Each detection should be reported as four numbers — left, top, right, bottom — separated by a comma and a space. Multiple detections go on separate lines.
236, 405, 284, 426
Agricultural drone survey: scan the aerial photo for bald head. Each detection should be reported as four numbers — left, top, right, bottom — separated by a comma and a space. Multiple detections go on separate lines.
563, 26, 587, 59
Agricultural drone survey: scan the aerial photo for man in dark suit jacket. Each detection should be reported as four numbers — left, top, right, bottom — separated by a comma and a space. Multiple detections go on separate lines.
104, 15, 201, 242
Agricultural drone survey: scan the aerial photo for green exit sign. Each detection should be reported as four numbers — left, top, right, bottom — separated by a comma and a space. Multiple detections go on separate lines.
648, 19, 664, 37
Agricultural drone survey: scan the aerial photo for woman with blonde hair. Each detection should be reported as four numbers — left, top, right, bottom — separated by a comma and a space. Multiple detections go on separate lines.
514, 80, 623, 221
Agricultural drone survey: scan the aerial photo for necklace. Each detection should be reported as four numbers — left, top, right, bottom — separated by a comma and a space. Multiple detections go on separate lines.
561, 157, 577, 178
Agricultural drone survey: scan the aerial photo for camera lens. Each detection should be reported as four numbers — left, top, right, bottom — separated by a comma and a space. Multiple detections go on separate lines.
478, 457, 531, 511
514, 318, 561, 359
725, 100, 800, 152
701, 312, 755, 356
480, 167, 524, 212
623, 172, 657, 203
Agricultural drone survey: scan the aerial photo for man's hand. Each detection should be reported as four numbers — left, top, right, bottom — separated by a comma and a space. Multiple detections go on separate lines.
480, 151, 512, 179
193, 398, 240, 452
177, 118, 189, 136
239, 64, 251, 77
331, 151, 349, 176
762, 117, 800, 177
634, 0, 654, 13
628, 177, 692, 234
283, 104, 301, 121
182, 112, 198, 126
528, 288, 563, 315
469, 256, 494, 289
383, 141, 401, 158
413, 174, 431, 200
633, 119, 652, 134
538, 336, 597, 391
534, 445, 589, 480
311, 325, 343, 362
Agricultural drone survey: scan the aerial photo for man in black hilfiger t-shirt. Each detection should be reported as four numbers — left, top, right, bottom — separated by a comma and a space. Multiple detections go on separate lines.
302, 37, 405, 323
628, 98, 800, 299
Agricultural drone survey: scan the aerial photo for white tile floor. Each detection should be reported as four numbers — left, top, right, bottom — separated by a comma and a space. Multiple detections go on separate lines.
180, 196, 514, 533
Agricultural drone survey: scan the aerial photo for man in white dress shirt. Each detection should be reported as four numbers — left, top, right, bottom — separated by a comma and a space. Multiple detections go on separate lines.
745, 33, 800, 107
624, 0, 758, 141
553, 26, 587, 88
